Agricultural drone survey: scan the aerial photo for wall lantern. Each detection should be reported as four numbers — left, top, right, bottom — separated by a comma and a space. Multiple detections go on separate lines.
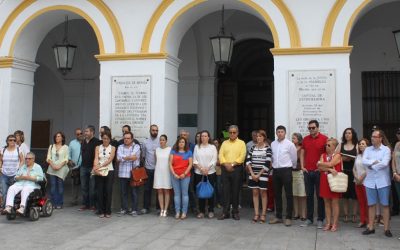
393, 30, 400, 57
210, 5, 235, 73
53, 16, 76, 75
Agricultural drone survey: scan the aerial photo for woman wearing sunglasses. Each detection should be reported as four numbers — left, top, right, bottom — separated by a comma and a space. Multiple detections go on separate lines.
0, 134, 24, 211
317, 138, 343, 232
46, 132, 69, 209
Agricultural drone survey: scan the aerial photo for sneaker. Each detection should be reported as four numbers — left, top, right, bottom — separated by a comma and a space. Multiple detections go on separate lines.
300, 219, 313, 227
4, 206, 11, 214
208, 212, 214, 219
117, 209, 127, 216
269, 217, 283, 224
130, 211, 138, 217
141, 208, 149, 214
317, 220, 324, 229
16, 206, 25, 215
78, 206, 89, 211
285, 219, 292, 227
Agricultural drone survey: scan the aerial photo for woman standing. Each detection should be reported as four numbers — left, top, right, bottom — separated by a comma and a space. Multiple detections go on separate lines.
193, 130, 218, 219
154, 135, 172, 217
93, 130, 115, 218
0, 134, 23, 209
292, 133, 306, 221
47, 132, 69, 209
318, 138, 342, 232
169, 137, 193, 220
14, 130, 30, 158
246, 130, 272, 223
337, 128, 358, 223
353, 138, 369, 228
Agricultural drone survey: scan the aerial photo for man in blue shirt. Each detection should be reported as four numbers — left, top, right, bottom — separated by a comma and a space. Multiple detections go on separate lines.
68, 128, 83, 206
362, 129, 392, 237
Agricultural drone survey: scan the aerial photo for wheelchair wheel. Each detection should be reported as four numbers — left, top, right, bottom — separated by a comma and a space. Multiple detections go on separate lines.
42, 200, 53, 217
6, 208, 16, 220
29, 207, 39, 221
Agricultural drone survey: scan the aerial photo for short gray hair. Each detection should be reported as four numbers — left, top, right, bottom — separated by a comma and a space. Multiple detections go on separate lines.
26, 152, 35, 158
228, 125, 239, 131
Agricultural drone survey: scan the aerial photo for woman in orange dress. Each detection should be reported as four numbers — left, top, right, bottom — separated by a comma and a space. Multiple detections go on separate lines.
317, 138, 342, 232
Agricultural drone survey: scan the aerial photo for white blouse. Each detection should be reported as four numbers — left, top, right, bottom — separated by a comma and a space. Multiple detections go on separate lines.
193, 144, 218, 175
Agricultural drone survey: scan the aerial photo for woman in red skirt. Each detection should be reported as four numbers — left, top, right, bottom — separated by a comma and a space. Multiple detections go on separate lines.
317, 138, 342, 232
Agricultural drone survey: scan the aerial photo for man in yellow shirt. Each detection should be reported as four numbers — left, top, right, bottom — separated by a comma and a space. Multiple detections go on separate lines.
218, 125, 246, 220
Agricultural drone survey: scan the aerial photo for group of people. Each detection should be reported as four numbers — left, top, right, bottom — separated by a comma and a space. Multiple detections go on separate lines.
0, 121, 399, 240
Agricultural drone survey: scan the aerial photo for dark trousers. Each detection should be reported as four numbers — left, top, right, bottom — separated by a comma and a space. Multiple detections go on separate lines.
80, 166, 96, 208
273, 167, 293, 219
119, 177, 138, 211
96, 171, 114, 215
188, 169, 197, 211
194, 173, 216, 213
143, 168, 154, 210
222, 166, 242, 214
304, 171, 325, 222
215, 174, 223, 205
267, 177, 275, 210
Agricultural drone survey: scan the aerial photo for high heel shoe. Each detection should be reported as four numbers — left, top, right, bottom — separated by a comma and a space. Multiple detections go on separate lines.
162, 210, 168, 217
323, 224, 331, 231
252, 215, 259, 223
160, 210, 165, 217
331, 224, 338, 232
259, 214, 266, 224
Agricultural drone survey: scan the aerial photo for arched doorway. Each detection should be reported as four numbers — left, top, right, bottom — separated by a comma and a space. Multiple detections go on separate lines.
349, 1, 400, 144
217, 39, 274, 141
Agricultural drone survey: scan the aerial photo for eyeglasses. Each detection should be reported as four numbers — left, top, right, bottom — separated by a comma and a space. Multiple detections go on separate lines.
308, 127, 317, 130
103, 148, 106, 156
25, 157, 33, 160
371, 135, 381, 139
229, 131, 237, 134
76, 133, 82, 136
8, 139, 16, 142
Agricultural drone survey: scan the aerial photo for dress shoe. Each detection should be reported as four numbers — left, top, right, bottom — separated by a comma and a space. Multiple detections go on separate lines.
218, 213, 230, 220
269, 217, 282, 224
284, 219, 292, 227
232, 213, 240, 220
362, 228, 375, 235
384, 230, 393, 237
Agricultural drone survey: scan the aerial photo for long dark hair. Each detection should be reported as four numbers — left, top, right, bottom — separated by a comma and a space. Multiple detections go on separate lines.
341, 128, 358, 145
173, 137, 189, 152
53, 131, 66, 145
198, 130, 213, 148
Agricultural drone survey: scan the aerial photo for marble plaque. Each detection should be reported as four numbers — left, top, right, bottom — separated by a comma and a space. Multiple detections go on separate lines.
111, 76, 151, 141
288, 70, 336, 137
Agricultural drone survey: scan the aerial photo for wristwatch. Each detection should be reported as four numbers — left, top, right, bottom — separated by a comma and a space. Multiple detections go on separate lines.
231, 163, 234, 167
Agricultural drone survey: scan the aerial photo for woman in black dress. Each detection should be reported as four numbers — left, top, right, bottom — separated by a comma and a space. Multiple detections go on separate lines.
337, 128, 358, 223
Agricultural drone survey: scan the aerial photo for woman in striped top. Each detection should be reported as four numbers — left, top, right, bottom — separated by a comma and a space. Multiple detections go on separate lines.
246, 130, 272, 223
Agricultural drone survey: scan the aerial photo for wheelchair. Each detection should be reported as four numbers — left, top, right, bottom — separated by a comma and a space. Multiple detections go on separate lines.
6, 178, 53, 221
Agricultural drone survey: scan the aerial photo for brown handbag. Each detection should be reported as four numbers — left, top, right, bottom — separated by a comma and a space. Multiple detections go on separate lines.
130, 166, 148, 187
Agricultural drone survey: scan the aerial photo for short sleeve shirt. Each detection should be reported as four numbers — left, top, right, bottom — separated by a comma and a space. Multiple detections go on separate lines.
170, 150, 192, 176
302, 133, 328, 171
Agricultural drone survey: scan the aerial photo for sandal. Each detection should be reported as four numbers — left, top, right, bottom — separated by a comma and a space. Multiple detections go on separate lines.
252, 214, 259, 223
331, 224, 338, 232
180, 213, 187, 220
293, 216, 300, 220
197, 213, 204, 219
352, 215, 357, 223
343, 215, 349, 223
323, 224, 331, 231
259, 214, 266, 224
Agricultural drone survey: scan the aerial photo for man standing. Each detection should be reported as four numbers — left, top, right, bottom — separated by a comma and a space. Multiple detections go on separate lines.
362, 129, 392, 237
218, 125, 246, 220
300, 120, 327, 228
117, 132, 141, 216
141, 124, 160, 214
79, 125, 99, 211
68, 128, 83, 206
269, 125, 297, 226
246, 130, 258, 153
118, 125, 140, 146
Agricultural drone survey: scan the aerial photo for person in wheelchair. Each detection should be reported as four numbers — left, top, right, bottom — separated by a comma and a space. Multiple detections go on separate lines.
4, 152, 44, 215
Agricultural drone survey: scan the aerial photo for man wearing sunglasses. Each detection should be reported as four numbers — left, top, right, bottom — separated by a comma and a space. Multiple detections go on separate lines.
4, 152, 44, 215
300, 120, 327, 228
68, 128, 83, 206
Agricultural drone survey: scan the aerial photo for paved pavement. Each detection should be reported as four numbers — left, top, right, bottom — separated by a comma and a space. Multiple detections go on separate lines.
0, 205, 399, 250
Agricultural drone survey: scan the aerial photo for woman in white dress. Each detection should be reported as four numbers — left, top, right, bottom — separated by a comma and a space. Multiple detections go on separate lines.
153, 134, 172, 217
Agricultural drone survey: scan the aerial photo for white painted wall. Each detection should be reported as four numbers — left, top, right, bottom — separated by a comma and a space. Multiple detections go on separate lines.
349, 2, 400, 137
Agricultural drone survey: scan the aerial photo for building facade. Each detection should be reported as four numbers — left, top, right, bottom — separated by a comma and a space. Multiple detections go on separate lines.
0, 0, 399, 146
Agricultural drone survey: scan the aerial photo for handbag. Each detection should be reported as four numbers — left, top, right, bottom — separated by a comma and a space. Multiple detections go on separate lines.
196, 176, 214, 199
130, 166, 148, 187
327, 172, 348, 193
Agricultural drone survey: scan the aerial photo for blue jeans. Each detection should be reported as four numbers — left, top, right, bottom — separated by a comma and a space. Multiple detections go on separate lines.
1, 175, 15, 207
50, 175, 64, 206
304, 171, 325, 222
171, 175, 190, 214
119, 178, 138, 211
80, 166, 96, 208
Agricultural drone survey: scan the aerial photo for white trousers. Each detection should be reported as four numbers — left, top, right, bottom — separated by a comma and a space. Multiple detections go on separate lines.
6, 185, 35, 207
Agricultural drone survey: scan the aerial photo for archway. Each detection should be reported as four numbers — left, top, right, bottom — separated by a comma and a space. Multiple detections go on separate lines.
349, 1, 400, 143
